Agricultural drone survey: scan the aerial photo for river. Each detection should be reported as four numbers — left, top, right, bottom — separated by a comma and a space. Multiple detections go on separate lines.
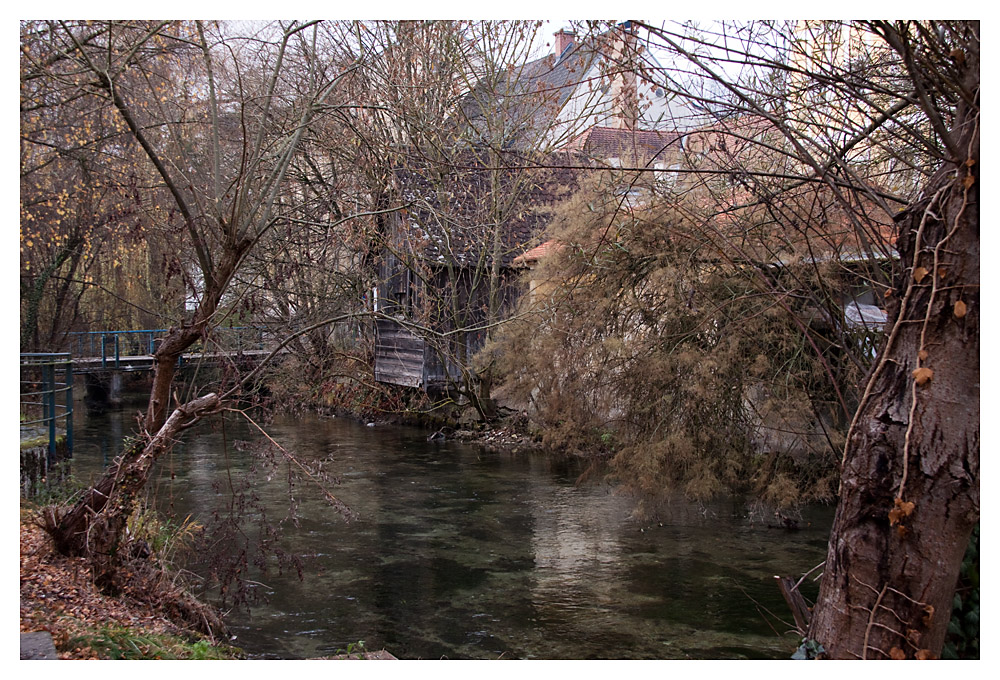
68, 397, 833, 660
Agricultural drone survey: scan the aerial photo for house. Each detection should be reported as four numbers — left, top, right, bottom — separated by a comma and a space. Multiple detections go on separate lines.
372, 154, 578, 391
371, 23, 682, 394
460, 22, 696, 151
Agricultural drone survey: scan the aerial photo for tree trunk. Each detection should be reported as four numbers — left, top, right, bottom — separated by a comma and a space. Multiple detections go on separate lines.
807, 95, 979, 659
44, 393, 222, 581
20, 235, 83, 351
145, 335, 192, 433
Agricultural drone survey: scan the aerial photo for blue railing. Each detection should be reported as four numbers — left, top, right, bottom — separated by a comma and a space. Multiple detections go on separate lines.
67, 329, 165, 366
66, 327, 267, 368
20, 353, 73, 458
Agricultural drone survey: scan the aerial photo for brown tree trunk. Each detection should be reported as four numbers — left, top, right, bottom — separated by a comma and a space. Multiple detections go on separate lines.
145, 325, 202, 433
44, 393, 222, 579
807, 94, 979, 659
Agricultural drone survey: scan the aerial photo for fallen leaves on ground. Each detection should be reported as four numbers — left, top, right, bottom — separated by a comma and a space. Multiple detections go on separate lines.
19, 510, 196, 659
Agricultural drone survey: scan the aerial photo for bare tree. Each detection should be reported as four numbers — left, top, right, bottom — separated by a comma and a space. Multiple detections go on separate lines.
804, 21, 978, 659
353, 21, 620, 420
20, 21, 182, 349
32, 20, 359, 578
624, 19, 978, 658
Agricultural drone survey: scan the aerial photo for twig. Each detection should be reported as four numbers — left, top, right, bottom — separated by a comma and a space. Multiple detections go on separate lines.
862, 583, 889, 659
792, 560, 826, 592
225, 407, 356, 521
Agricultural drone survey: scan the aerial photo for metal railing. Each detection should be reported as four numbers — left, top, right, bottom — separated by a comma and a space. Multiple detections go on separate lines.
67, 329, 165, 367
20, 353, 73, 458
66, 327, 267, 368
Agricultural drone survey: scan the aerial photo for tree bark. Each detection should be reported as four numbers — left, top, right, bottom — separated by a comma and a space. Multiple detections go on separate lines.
145, 325, 203, 433
44, 393, 222, 578
807, 90, 979, 659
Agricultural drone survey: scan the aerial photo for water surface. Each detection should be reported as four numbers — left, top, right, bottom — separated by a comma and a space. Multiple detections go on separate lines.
70, 401, 832, 659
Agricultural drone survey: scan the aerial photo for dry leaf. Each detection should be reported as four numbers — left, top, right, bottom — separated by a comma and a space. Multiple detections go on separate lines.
963, 174, 975, 190
912, 366, 933, 386
915, 649, 935, 660
918, 349, 929, 361
937, 267, 947, 280
889, 497, 916, 527
889, 498, 916, 538
913, 266, 929, 283
890, 647, 906, 660
954, 300, 967, 318
922, 604, 935, 626
884, 288, 894, 299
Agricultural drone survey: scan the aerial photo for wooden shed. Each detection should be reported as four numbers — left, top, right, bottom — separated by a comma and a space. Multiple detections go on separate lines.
372, 154, 577, 392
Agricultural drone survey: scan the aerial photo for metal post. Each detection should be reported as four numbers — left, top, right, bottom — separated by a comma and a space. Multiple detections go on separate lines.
114, 333, 120, 368
44, 362, 56, 459
101, 333, 107, 368
65, 358, 73, 457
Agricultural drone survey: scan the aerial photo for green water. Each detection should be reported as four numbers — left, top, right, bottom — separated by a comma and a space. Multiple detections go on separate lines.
69, 402, 832, 659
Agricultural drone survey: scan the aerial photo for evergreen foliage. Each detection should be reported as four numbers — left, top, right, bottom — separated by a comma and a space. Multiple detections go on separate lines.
942, 524, 979, 659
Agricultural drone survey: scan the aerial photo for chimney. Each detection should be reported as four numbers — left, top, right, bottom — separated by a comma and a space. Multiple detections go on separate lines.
554, 28, 575, 57
614, 23, 639, 130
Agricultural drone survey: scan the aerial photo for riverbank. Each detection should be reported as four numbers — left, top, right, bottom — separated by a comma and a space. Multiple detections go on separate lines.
271, 369, 548, 454
19, 508, 240, 660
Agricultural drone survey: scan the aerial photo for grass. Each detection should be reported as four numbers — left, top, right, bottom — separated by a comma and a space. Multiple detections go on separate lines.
20, 433, 66, 450
66, 625, 242, 660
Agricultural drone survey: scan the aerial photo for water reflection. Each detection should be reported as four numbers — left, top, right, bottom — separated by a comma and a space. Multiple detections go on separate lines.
69, 400, 833, 659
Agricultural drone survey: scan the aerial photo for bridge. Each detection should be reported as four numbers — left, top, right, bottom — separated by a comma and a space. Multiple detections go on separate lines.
65, 327, 274, 373
20, 327, 284, 495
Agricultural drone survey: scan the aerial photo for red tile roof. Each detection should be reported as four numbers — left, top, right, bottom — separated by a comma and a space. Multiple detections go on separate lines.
564, 126, 682, 161
513, 239, 563, 267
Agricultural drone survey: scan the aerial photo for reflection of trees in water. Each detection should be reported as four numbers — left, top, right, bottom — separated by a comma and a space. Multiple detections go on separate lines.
67, 409, 831, 658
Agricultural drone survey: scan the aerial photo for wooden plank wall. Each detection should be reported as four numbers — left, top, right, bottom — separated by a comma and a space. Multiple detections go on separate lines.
374, 318, 425, 388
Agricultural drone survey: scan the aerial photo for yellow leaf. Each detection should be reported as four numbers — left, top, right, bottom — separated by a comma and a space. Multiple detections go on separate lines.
913, 266, 929, 283
954, 300, 967, 318
912, 367, 933, 386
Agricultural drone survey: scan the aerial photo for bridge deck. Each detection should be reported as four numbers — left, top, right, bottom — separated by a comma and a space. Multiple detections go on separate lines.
72, 349, 275, 373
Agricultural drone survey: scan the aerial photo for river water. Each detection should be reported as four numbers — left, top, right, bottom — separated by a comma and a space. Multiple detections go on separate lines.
68, 398, 833, 660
